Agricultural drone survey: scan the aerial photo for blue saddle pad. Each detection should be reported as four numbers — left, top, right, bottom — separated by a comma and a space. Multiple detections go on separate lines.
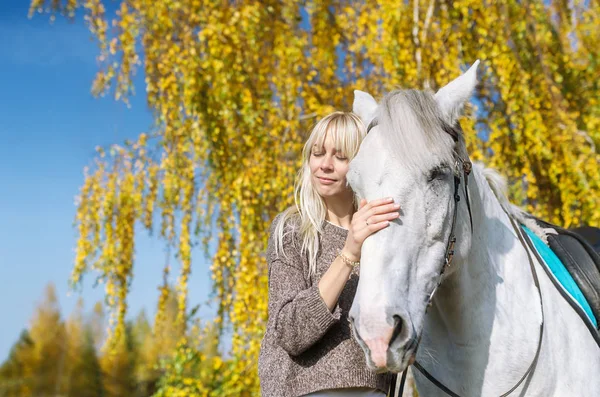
523, 226, 598, 328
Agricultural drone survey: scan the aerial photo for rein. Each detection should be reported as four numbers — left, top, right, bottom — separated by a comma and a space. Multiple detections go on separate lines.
365, 119, 545, 397
401, 215, 545, 397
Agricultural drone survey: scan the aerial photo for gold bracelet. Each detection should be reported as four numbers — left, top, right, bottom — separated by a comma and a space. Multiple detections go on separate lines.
339, 251, 360, 269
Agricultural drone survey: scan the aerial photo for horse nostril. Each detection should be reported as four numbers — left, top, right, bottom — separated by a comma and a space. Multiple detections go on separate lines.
390, 315, 404, 345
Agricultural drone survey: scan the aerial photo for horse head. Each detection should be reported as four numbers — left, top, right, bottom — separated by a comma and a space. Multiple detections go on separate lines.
347, 61, 480, 373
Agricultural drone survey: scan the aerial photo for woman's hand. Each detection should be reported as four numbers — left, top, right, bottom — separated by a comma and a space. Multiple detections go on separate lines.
342, 197, 400, 261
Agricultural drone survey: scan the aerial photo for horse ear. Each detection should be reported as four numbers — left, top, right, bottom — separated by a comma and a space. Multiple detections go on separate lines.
353, 90, 378, 127
434, 60, 480, 125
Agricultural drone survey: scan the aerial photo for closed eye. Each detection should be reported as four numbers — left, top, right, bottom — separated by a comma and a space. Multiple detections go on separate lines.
427, 164, 450, 182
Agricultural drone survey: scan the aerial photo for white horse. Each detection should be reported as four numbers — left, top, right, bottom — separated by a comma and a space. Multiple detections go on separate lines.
346, 61, 600, 396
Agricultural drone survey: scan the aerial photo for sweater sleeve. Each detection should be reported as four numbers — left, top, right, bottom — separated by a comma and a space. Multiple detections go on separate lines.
267, 216, 342, 357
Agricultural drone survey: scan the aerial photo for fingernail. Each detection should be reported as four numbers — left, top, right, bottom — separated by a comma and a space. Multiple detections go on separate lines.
394, 204, 400, 208
387, 197, 394, 202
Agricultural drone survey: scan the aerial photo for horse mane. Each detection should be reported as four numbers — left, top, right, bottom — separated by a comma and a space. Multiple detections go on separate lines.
377, 89, 457, 173
378, 89, 548, 243
479, 163, 548, 243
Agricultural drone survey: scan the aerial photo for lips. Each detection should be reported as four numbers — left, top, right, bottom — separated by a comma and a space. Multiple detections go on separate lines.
317, 176, 336, 182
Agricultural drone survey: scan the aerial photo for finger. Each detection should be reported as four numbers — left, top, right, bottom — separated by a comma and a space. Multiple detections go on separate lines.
357, 197, 394, 218
359, 198, 367, 209
362, 197, 394, 211
353, 200, 370, 220
360, 220, 391, 238
367, 212, 400, 225
362, 211, 398, 230
369, 202, 401, 216
354, 198, 397, 229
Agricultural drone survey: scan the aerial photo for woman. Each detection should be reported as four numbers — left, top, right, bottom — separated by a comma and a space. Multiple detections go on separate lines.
258, 111, 401, 396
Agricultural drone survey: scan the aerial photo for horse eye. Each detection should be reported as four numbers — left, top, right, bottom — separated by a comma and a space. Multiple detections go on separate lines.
427, 165, 449, 182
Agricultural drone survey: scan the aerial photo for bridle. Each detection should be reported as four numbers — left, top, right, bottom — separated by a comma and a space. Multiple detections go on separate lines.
366, 118, 545, 397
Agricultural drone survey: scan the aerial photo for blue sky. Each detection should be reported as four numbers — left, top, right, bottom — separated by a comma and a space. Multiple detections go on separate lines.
0, 2, 215, 360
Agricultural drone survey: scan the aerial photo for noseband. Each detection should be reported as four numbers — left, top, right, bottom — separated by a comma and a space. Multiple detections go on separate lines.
366, 118, 545, 397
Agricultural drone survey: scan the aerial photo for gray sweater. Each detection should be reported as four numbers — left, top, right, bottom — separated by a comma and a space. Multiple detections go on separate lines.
258, 213, 393, 397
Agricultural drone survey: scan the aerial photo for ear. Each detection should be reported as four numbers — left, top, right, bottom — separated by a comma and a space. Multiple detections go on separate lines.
434, 60, 479, 125
353, 90, 378, 127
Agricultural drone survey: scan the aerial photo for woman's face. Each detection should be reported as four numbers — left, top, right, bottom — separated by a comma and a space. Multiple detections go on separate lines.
309, 132, 352, 199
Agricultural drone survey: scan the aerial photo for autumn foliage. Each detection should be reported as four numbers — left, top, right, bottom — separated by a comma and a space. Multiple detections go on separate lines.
23, 0, 600, 395
0, 283, 227, 397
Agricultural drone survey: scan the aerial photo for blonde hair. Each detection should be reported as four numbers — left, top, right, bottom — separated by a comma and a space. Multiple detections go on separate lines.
274, 111, 367, 276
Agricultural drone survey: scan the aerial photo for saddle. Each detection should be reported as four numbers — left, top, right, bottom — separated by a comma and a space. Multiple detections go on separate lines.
533, 219, 600, 333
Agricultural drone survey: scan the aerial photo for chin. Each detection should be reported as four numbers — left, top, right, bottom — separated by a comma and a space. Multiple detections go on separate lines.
318, 185, 348, 196
318, 189, 337, 197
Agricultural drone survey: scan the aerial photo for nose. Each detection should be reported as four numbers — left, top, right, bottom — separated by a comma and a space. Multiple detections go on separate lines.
350, 314, 408, 368
320, 155, 334, 170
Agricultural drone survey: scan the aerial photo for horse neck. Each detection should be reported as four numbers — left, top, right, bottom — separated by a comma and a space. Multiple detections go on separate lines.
422, 166, 542, 385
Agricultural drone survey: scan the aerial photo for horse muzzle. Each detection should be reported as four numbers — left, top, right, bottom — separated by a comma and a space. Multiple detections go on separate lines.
349, 310, 418, 372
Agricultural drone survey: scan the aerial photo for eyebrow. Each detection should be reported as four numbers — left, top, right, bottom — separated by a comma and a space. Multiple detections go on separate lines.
312, 144, 341, 152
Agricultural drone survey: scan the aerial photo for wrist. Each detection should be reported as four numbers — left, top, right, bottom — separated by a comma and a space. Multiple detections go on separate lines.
340, 247, 360, 263
339, 250, 360, 269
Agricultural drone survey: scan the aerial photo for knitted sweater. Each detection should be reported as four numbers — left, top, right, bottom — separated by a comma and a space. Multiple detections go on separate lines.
258, 213, 393, 397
